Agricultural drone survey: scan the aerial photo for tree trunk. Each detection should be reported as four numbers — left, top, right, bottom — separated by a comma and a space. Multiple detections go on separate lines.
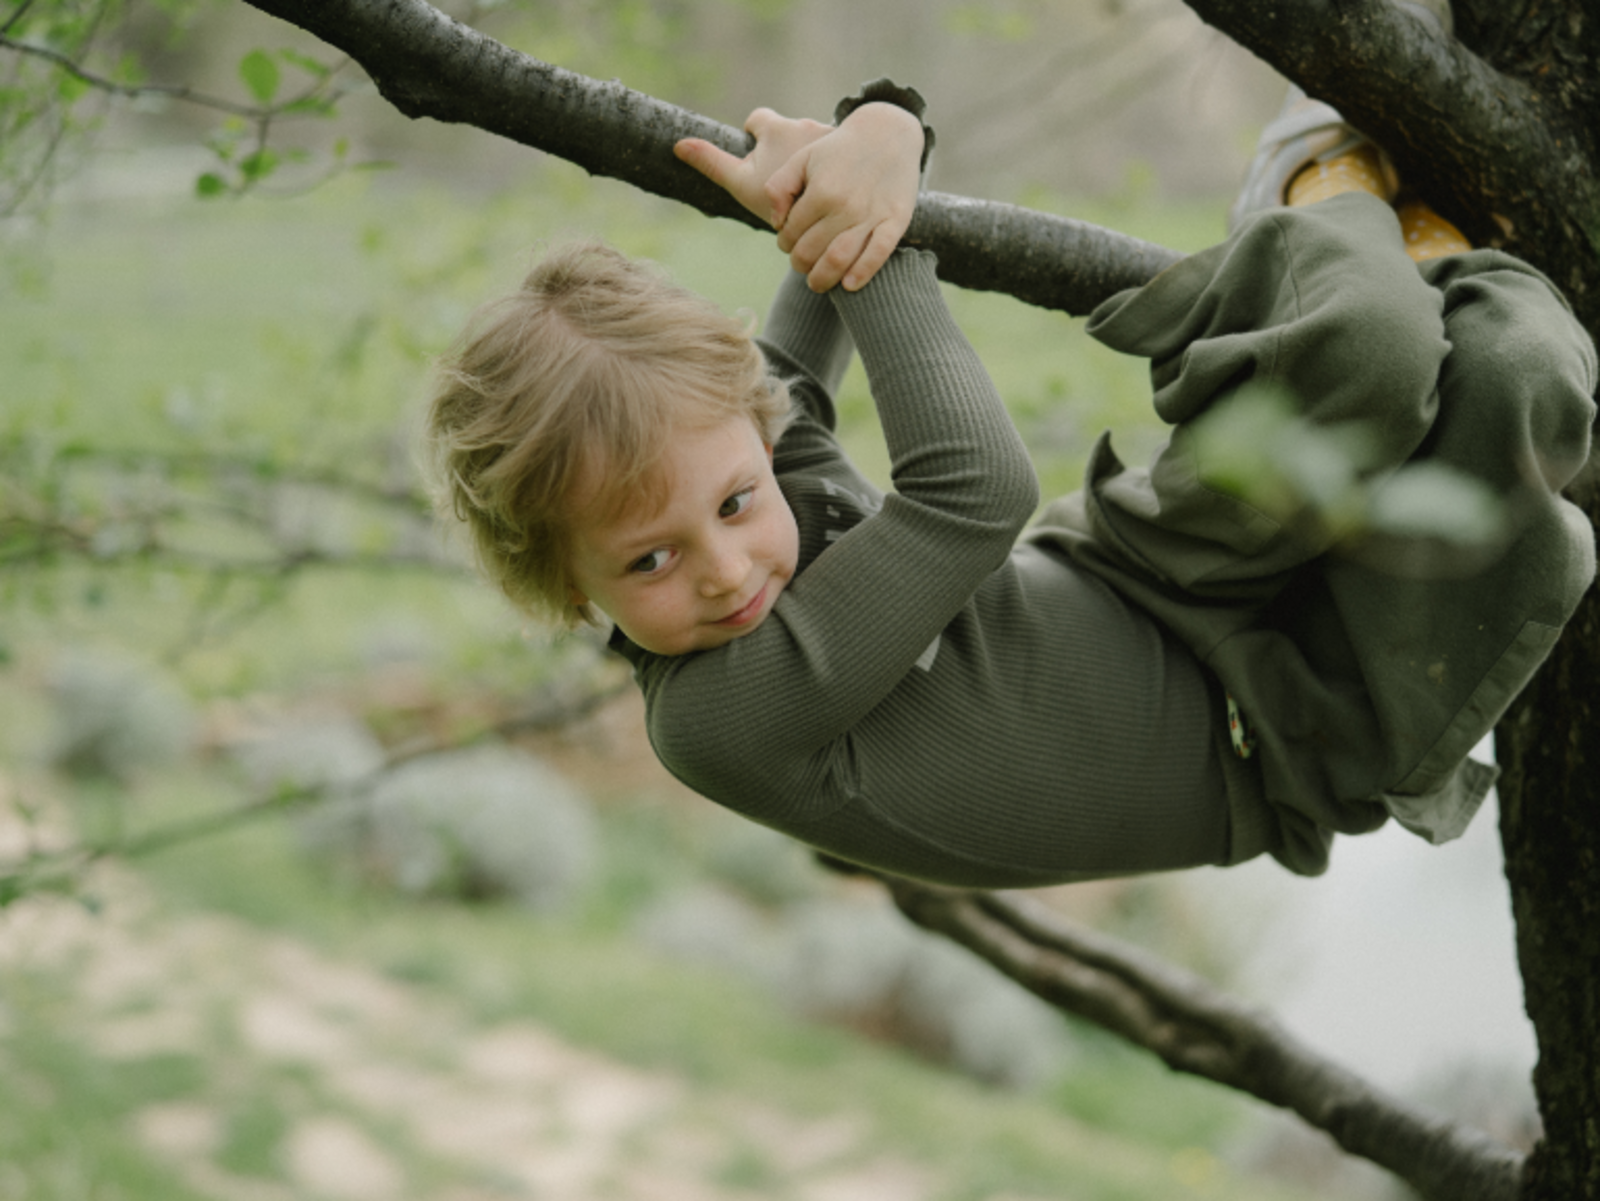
1497, 477, 1600, 1201
235, 2, 1600, 1195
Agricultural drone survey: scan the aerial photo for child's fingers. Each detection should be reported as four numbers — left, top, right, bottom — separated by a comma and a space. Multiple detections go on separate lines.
780, 181, 853, 256
792, 224, 872, 292
742, 107, 784, 138
840, 223, 901, 291
783, 210, 843, 272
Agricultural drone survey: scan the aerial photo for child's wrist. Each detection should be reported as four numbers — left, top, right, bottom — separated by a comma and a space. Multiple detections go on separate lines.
838, 103, 926, 164
832, 77, 935, 172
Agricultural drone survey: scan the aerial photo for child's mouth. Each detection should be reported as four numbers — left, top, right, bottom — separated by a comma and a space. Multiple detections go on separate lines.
716, 584, 769, 627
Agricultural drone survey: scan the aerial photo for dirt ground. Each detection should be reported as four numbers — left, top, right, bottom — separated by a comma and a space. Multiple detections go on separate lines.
0, 852, 1070, 1201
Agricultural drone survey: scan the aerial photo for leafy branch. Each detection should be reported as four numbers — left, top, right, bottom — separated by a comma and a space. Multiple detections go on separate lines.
1, 31, 282, 120
0, 16, 379, 203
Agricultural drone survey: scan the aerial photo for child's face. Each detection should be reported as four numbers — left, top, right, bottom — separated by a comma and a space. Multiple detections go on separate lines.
566, 415, 799, 656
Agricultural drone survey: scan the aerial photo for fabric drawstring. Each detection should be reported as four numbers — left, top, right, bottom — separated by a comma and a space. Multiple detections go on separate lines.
1226, 693, 1255, 760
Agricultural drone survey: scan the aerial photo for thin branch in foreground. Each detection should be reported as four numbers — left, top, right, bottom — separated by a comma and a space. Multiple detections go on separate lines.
0, 0, 38, 37
886, 880, 1525, 1201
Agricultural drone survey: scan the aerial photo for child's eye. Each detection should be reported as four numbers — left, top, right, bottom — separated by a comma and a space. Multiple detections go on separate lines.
629, 549, 671, 575
719, 488, 754, 519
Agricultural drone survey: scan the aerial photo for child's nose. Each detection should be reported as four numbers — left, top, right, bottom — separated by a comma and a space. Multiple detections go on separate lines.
699, 541, 749, 596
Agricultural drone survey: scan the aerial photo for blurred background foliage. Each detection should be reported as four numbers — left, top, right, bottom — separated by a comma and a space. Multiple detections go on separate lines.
0, 1, 1507, 1198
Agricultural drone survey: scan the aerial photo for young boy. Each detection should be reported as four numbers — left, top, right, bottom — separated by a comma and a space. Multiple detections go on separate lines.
428, 76, 1596, 887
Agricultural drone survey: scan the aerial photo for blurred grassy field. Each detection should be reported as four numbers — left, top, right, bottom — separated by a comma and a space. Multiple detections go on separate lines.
3, 163, 1227, 688
0, 163, 1328, 1201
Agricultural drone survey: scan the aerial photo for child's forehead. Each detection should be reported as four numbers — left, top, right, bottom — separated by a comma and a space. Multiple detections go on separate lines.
569, 412, 764, 533
566, 450, 670, 535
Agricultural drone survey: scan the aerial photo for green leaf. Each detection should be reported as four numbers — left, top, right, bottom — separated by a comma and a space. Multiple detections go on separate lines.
238, 49, 281, 106
238, 149, 280, 182
278, 49, 331, 78
282, 96, 337, 118
55, 72, 90, 104
195, 172, 229, 198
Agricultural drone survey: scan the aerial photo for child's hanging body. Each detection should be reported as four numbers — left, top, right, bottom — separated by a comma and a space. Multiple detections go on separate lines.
428, 85, 1597, 887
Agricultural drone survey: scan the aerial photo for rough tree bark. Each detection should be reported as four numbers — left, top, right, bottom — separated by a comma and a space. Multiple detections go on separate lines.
1187, 6, 1600, 1199
222, 2, 1600, 1197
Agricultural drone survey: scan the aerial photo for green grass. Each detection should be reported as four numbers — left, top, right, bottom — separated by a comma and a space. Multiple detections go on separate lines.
0, 973, 216, 1201
0, 739, 1318, 1201
214, 1089, 292, 1181
120, 769, 1312, 1201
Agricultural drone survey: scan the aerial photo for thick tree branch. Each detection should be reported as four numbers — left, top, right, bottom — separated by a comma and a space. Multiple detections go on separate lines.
1184, 0, 1600, 329
237, 0, 1181, 316
888, 880, 1526, 1201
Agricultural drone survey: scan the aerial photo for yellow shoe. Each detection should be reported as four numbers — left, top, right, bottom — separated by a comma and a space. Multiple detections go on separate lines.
1228, 89, 1397, 229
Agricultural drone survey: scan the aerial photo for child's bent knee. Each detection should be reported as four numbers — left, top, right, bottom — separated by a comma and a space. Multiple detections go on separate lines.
1441, 274, 1598, 491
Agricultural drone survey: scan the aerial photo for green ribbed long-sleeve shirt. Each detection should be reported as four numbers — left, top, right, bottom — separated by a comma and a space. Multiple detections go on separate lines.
611, 250, 1247, 887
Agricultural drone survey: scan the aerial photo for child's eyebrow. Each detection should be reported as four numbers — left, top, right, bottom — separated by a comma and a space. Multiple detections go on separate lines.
602, 464, 760, 553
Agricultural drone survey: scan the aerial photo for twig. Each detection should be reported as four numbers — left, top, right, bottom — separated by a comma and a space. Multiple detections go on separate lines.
0, 33, 351, 122
0, 34, 265, 118
1, 1, 39, 38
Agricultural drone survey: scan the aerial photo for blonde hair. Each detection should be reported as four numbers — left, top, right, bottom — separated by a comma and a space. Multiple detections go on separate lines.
426, 241, 792, 626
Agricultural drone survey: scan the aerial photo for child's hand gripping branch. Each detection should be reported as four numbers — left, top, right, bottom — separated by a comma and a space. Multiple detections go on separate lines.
675, 102, 925, 291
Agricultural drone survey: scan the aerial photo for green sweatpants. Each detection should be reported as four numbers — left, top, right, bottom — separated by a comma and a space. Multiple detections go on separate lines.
1030, 191, 1597, 874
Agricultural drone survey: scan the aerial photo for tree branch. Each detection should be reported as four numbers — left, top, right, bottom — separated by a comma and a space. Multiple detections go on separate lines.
887, 879, 1526, 1201
237, 0, 1180, 316
1183, 0, 1600, 327
0, 0, 39, 38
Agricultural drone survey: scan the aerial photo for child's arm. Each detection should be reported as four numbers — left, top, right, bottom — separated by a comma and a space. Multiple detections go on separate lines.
762, 268, 854, 401
676, 102, 924, 292
637, 248, 1040, 819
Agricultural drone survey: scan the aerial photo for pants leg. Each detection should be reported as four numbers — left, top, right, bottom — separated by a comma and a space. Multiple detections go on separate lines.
1076, 190, 1451, 604
1322, 249, 1596, 819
